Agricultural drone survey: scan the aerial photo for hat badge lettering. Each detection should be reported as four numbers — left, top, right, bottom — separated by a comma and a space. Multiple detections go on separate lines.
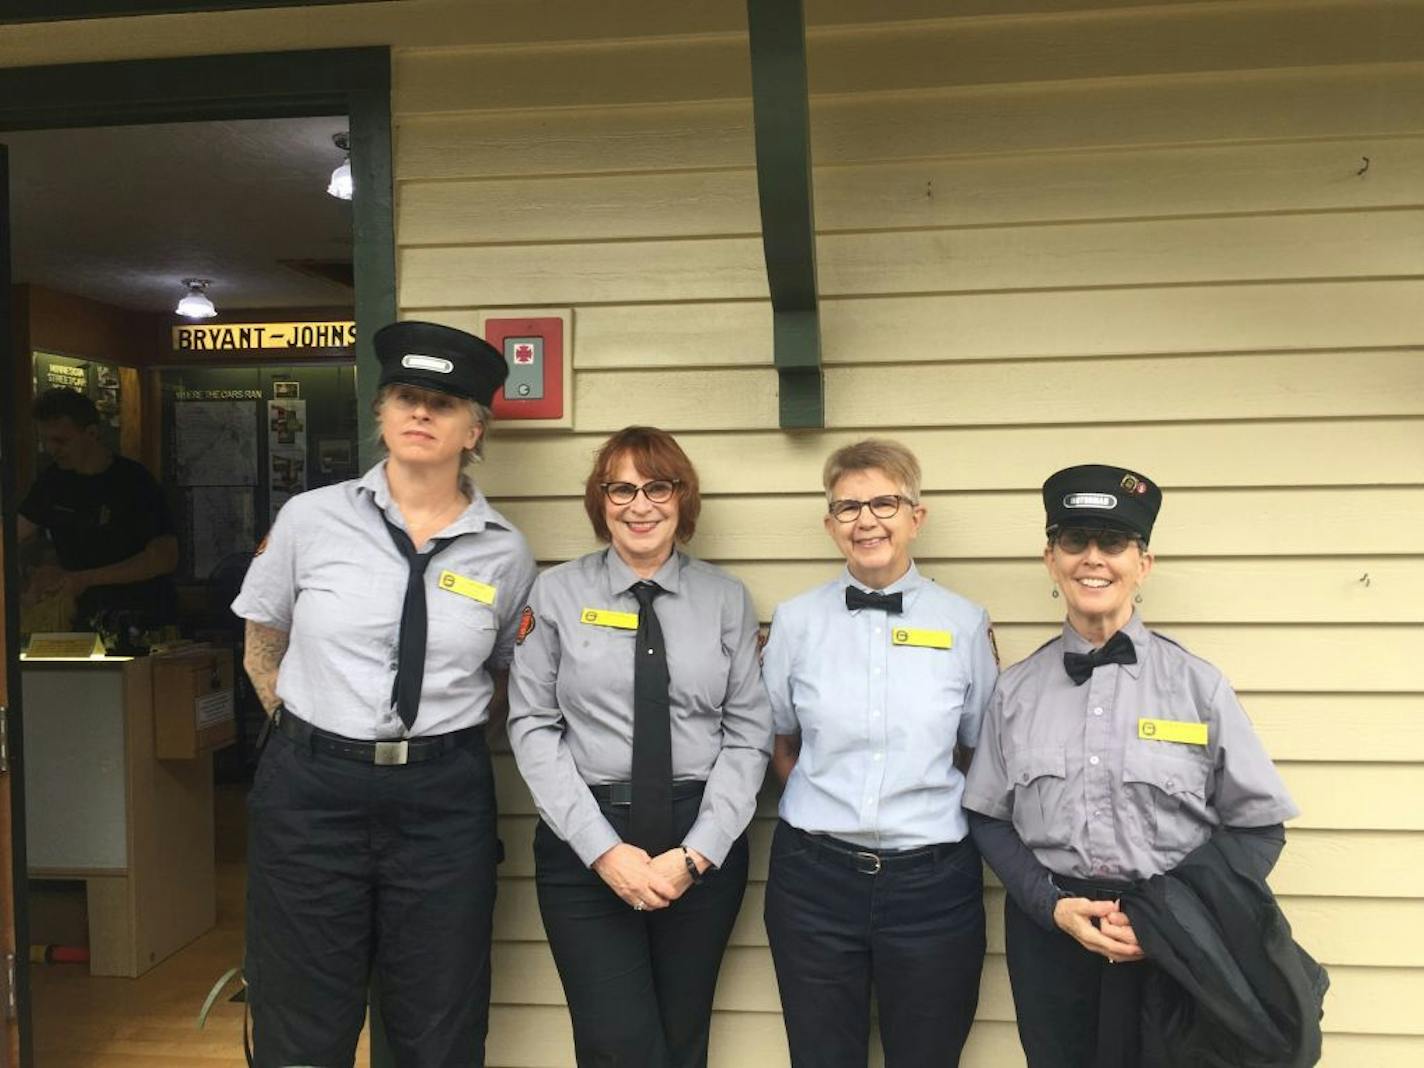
401, 353, 454, 374
1063, 492, 1117, 510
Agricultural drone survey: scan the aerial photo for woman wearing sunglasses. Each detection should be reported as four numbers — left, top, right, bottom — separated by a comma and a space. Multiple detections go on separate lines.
962, 464, 1298, 1067
760, 439, 999, 1067
507, 425, 772, 1067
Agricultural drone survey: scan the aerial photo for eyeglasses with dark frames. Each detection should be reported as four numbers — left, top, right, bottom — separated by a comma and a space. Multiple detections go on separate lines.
601, 479, 680, 505
828, 494, 916, 523
1051, 528, 1142, 556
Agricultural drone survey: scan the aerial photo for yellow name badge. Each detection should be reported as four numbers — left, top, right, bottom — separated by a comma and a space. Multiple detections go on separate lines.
1138, 718, 1209, 746
580, 608, 639, 630
891, 627, 953, 650
437, 570, 496, 605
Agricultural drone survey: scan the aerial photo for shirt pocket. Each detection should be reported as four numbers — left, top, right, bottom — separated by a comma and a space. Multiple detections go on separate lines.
427, 582, 499, 633
1007, 746, 1070, 848
1122, 747, 1212, 853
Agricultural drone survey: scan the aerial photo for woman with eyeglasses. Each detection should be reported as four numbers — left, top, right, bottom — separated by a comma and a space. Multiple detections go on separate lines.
759, 439, 999, 1068
962, 464, 1298, 1068
507, 425, 772, 1068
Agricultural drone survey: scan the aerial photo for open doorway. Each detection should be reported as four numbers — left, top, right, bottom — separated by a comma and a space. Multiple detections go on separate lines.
0, 49, 393, 1068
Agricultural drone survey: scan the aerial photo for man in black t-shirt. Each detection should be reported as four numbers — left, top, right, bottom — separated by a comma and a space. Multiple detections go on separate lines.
19, 388, 179, 635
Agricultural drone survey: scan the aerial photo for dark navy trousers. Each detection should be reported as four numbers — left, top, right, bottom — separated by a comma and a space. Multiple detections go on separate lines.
764, 820, 986, 1068
533, 793, 748, 1068
245, 728, 499, 1068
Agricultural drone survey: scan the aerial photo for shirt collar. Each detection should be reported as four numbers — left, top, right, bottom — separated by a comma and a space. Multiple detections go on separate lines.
1060, 609, 1148, 678
356, 459, 499, 538
605, 545, 684, 597
838, 561, 927, 597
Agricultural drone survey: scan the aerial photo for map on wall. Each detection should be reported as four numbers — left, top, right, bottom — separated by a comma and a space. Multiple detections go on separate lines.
175, 401, 259, 486
189, 486, 256, 581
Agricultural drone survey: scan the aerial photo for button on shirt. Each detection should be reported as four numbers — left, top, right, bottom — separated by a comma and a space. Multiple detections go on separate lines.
761, 564, 998, 850
962, 611, 1299, 882
507, 548, 773, 868
231, 461, 536, 739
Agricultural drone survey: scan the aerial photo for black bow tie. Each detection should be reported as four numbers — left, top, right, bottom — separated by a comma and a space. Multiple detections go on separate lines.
845, 587, 903, 614
1063, 630, 1137, 686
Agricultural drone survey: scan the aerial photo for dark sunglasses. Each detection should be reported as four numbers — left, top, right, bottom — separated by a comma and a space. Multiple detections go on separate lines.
1052, 528, 1143, 555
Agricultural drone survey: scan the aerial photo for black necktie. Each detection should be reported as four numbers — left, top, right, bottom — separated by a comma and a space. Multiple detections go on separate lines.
383, 518, 458, 729
845, 587, 903, 613
1063, 630, 1137, 686
629, 581, 673, 854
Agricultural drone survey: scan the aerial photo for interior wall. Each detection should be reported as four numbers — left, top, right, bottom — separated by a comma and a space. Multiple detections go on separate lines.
12, 283, 163, 483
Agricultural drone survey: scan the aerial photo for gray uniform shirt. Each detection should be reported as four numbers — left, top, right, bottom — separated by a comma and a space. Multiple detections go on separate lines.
762, 564, 997, 849
231, 461, 536, 739
962, 611, 1298, 882
507, 547, 773, 867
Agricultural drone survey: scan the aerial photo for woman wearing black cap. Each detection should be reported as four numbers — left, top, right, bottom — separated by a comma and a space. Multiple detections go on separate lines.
961, 464, 1299, 1068
233, 321, 536, 1067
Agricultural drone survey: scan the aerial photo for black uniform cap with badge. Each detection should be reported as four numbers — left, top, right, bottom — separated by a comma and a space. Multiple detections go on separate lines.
373, 320, 509, 406
1042, 463, 1162, 547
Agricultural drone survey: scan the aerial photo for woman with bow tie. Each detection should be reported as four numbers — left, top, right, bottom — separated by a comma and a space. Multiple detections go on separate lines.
962, 463, 1298, 1068
760, 439, 999, 1068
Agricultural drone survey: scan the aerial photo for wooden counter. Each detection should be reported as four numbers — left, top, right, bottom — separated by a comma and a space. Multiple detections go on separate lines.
22, 651, 219, 977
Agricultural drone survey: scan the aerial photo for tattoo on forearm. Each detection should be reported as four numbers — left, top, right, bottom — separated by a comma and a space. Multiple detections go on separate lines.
244, 621, 290, 714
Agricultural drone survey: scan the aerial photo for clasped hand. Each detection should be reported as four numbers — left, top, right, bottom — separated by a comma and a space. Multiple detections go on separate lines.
1052, 897, 1144, 964
592, 843, 709, 910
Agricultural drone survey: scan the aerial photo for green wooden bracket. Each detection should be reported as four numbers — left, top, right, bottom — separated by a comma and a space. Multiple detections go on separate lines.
747, 0, 824, 429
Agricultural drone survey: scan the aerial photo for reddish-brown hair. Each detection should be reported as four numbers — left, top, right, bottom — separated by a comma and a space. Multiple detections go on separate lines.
583, 426, 701, 544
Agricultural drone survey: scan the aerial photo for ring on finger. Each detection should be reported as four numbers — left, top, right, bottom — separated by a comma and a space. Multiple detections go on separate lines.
632, 900, 645, 911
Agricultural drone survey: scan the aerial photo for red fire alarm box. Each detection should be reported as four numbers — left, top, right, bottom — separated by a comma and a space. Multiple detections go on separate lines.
482, 309, 572, 427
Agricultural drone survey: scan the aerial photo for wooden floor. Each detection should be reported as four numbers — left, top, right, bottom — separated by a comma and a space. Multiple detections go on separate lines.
30, 797, 373, 1066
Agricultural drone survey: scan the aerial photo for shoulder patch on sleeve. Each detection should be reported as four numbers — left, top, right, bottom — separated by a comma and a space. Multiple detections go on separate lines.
516, 605, 536, 645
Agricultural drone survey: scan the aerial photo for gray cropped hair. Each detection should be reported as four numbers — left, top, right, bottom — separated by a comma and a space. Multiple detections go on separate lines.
821, 438, 923, 502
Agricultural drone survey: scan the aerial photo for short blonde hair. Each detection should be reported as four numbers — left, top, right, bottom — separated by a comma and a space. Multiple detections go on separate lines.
822, 438, 922, 502
372, 384, 491, 467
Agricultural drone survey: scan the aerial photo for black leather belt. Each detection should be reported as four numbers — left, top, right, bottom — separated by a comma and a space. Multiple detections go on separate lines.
271, 705, 484, 767
589, 780, 706, 806
784, 820, 971, 876
1052, 873, 1134, 901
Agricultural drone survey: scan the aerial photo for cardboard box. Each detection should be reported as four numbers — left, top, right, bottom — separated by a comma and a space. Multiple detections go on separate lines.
153, 645, 236, 759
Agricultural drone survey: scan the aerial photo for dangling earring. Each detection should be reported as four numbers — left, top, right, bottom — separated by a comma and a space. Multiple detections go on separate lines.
1051, 587, 1060, 599
1134, 589, 1143, 605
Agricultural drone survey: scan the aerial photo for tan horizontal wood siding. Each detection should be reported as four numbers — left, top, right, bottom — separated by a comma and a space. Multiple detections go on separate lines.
388, 2, 1424, 1062
9, 1, 1421, 1065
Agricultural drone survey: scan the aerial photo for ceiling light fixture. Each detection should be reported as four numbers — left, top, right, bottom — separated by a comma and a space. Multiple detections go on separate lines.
327, 131, 353, 201
176, 278, 217, 319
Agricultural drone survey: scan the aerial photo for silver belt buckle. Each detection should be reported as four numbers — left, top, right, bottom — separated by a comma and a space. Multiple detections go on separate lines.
853, 850, 882, 875
373, 740, 409, 766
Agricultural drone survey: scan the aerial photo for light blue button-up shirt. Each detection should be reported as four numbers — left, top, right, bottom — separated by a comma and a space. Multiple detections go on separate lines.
762, 563, 998, 849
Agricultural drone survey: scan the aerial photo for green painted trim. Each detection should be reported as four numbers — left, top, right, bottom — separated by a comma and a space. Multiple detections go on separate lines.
0, 142, 38, 1068
746, 0, 824, 429
0, 47, 395, 1068
348, 85, 395, 469
0, 47, 384, 130
1, 0, 358, 23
